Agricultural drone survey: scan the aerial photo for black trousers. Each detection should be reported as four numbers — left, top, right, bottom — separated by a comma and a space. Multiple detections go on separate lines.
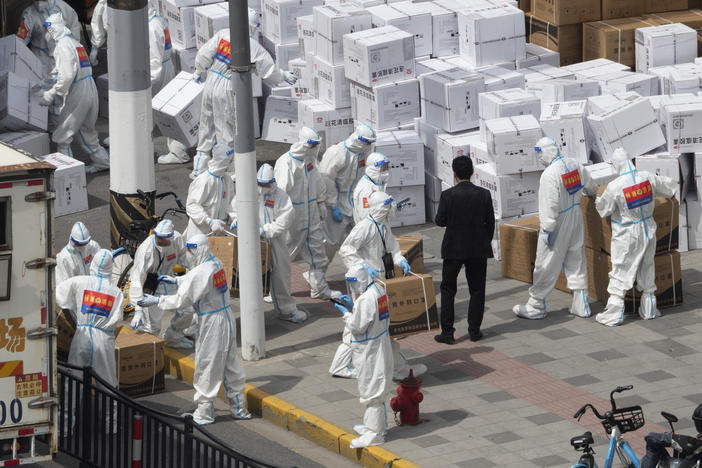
439, 258, 487, 336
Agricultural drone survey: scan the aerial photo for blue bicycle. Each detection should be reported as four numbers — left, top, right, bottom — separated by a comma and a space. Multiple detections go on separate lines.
570, 385, 645, 468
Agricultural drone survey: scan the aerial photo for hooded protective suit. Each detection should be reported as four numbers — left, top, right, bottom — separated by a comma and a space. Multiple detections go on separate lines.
274, 126, 340, 300
128, 220, 193, 348
185, 144, 236, 239
595, 148, 676, 326
513, 137, 597, 320
56, 221, 101, 286
56, 249, 124, 388
189, 14, 295, 178
333, 264, 392, 449
41, 13, 110, 173
352, 152, 390, 224
147, 234, 250, 425
230, 164, 307, 322
17, 0, 80, 74
319, 124, 377, 260
89, 0, 108, 65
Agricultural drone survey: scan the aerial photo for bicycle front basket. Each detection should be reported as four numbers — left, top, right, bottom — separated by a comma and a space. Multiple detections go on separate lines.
602, 406, 645, 434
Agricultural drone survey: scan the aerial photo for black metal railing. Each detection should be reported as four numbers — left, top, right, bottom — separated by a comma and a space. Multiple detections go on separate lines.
58, 362, 283, 468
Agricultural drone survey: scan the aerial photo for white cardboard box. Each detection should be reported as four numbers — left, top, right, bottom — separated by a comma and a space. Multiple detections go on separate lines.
0, 71, 46, 132
427, 4, 458, 57
289, 57, 313, 99
416, 58, 455, 76
635, 152, 693, 202
415, 116, 441, 176
313, 4, 372, 65
687, 197, 702, 250
313, 55, 351, 109
173, 43, 197, 74
595, 71, 659, 97
262, 95, 299, 143
0, 131, 49, 156
0, 35, 43, 83
387, 184, 426, 227
350, 79, 420, 130
679, 200, 690, 252
297, 99, 354, 151
390, 1, 435, 57
516, 43, 560, 69
368, 3, 432, 57
161, 0, 220, 7
583, 161, 617, 186
473, 163, 540, 218
297, 15, 315, 56
194, 2, 229, 49
478, 88, 540, 139
661, 103, 702, 155
262, 0, 323, 45
540, 100, 588, 164
649, 65, 701, 95
586, 91, 640, 115
522, 64, 574, 84
37, 153, 88, 217
457, 4, 525, 67
477, 65, 525, 93
648, 93, 700, 127
165, 0, 197, 49
152, 71, 202, 146
375, 129, 424, 186
527, 78, 600, 103
96, 73, 109, 119
274, 41, 300, 69
635, 23, 697, 74
343, 26, 415, 87
484, 115, 542, 175
425, 171, 442, 222
420, 68, 485, 132
435, 131, 475, 183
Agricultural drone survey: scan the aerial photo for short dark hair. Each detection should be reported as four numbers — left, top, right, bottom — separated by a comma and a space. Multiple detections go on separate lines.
452, 156, 473, 180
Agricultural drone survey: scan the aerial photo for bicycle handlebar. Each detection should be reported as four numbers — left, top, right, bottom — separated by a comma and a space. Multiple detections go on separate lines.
574, 385, 634, 421
574, 403, 605, 421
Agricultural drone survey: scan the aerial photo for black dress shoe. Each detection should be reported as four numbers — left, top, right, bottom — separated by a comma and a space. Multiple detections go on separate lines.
434, 333, 455, 345
469, 331, 484, 342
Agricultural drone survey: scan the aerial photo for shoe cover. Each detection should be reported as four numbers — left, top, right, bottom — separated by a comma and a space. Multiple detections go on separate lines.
638, 292, 660, 320
350, 431, 384, 449
570, 289, 591, 318
513, 303, 546, 320
158, 152, 190, 164
279, 309, 308, 323
596, 295, 625, 327
230, 393, 252, 420
190, 402, 215, 425
263, 295, 273, 303
164, 336, 195, 350
353, 424, 368, 435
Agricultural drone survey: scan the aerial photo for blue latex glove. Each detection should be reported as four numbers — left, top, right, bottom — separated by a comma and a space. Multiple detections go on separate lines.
334, 303, 350, 315
338, 294, 354, 310
230, 221, 237, 230
331, 205, 343, 223
137, 294, 159, 308
158, 275, 178, 285
362, 264, 381, 280
111, 247, 126, 257
400, 259, 411, 275
543, 230, 553, 248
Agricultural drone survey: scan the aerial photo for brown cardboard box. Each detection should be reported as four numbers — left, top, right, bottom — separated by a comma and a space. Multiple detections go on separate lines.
382, 274, 439, 338
644, 0, 687, 12
56, 307, 76, 363
581, 194, 679, 255
115, 328, 165, 397
602, 0, 644, 20
645, 10, 702, 54
583, 17, 656, 67
393, 235, 424, 277
525, 13, 583, 65
532, 0, 601, 25
518, 0, 531, 12
209, 236, 272, 297
586, 248, 682, 312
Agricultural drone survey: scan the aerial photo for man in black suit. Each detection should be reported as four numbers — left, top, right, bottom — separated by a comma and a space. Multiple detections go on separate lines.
434, 156, 494, 344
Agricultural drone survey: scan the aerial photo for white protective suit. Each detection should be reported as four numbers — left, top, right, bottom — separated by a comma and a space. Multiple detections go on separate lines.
273, 126, 340, 300
56, 249, 124, 388
147, 234, 250, 425
513, 137, 597, 320
89, 0, 108, 65
230, 164, 307, 322
595, 148, 676, 326
128, 220, 194, 349
190, 11, 295, 178
17, 0, 80, 74
55, 221, 101, 286
352, 152, 390, 224
334, 264, 392, 449
41, 13, 110, 173
148, 2, 190, 165
319, 124, 377, 261
185, 145, 236, 239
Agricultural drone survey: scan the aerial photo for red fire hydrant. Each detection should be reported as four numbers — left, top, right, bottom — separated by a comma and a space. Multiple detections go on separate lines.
390, 369, 423, 425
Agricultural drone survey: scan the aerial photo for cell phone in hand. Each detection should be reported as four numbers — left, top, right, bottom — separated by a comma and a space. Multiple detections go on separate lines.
329, 297, 346, 307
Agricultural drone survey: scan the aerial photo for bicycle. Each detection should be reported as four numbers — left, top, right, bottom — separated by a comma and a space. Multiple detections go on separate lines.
570, 385, 645, 468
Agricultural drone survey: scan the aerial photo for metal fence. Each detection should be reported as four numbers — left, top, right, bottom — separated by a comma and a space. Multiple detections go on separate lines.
58, 362, 283, 468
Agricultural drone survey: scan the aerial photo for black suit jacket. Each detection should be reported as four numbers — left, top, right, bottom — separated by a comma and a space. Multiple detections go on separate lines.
435, 181, 495, 260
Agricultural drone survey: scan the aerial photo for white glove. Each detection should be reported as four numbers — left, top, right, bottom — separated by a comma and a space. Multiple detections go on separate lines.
89, 46, 98, 66
282, 70, 297, 85
318, 202, 327, 220
40, 91, 52, 107
192, 70, 206, 83
130, 309, 145, 329
210, 219, 226, 233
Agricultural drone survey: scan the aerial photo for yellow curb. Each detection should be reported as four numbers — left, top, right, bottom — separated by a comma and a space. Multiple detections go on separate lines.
164, 348, 422, 468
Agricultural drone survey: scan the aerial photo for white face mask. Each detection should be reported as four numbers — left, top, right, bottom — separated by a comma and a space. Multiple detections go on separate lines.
258, 184, 274, 196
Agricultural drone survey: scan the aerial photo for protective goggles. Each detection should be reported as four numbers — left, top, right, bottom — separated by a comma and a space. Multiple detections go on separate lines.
70, 236, 91, 246
154, 230, 174, 239
345, 276, 358, 283
257, 177, 275, 185
357, 135, 376, 144
374, 159, 389, 168
42, 21, 52, 27
306, 139, 321, 146
185, 242, 198, 249
534, 145, 543, 152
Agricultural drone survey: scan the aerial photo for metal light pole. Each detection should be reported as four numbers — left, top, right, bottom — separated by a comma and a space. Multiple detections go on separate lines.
229, 0, 266, 360
107, 0, 155, 248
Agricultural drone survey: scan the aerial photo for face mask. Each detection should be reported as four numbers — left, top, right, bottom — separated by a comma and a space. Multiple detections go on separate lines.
377, 170, 390, 185
346, 279, 363, 302
258, 184, 274, 196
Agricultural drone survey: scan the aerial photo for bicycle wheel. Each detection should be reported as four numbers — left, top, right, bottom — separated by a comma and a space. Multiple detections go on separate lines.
615, 444, 636, 468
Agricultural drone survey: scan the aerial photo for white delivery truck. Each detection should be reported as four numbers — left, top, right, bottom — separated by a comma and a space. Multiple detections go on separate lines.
0, 144, 57, 463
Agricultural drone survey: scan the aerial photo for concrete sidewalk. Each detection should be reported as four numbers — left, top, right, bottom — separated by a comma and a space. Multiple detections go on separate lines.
164, 222, 702, 468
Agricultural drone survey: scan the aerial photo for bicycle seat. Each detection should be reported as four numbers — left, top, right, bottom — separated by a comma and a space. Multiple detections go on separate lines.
571, 432, 594, 448
129, 219, 153, 231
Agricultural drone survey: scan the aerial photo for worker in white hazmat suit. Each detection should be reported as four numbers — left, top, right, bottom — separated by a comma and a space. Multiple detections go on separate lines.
88, 0, 107, 65
128, 219, 194, 349
513, 137, 597, 320
230, 164, 308, 323
56, 221, 101, 286
594, 148, 676, 326
352, 152, 390, 224
39, 13, 110, 173
185, 144, 236, 239
333, 264, 392, 449
17, 0, 80, 74
338, 191, 425, 381
138, 234, 251, 425
273, 126, 341, 300
319, 124, 377, 262
189, 9, 297, 179
56, 249, 124, 388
